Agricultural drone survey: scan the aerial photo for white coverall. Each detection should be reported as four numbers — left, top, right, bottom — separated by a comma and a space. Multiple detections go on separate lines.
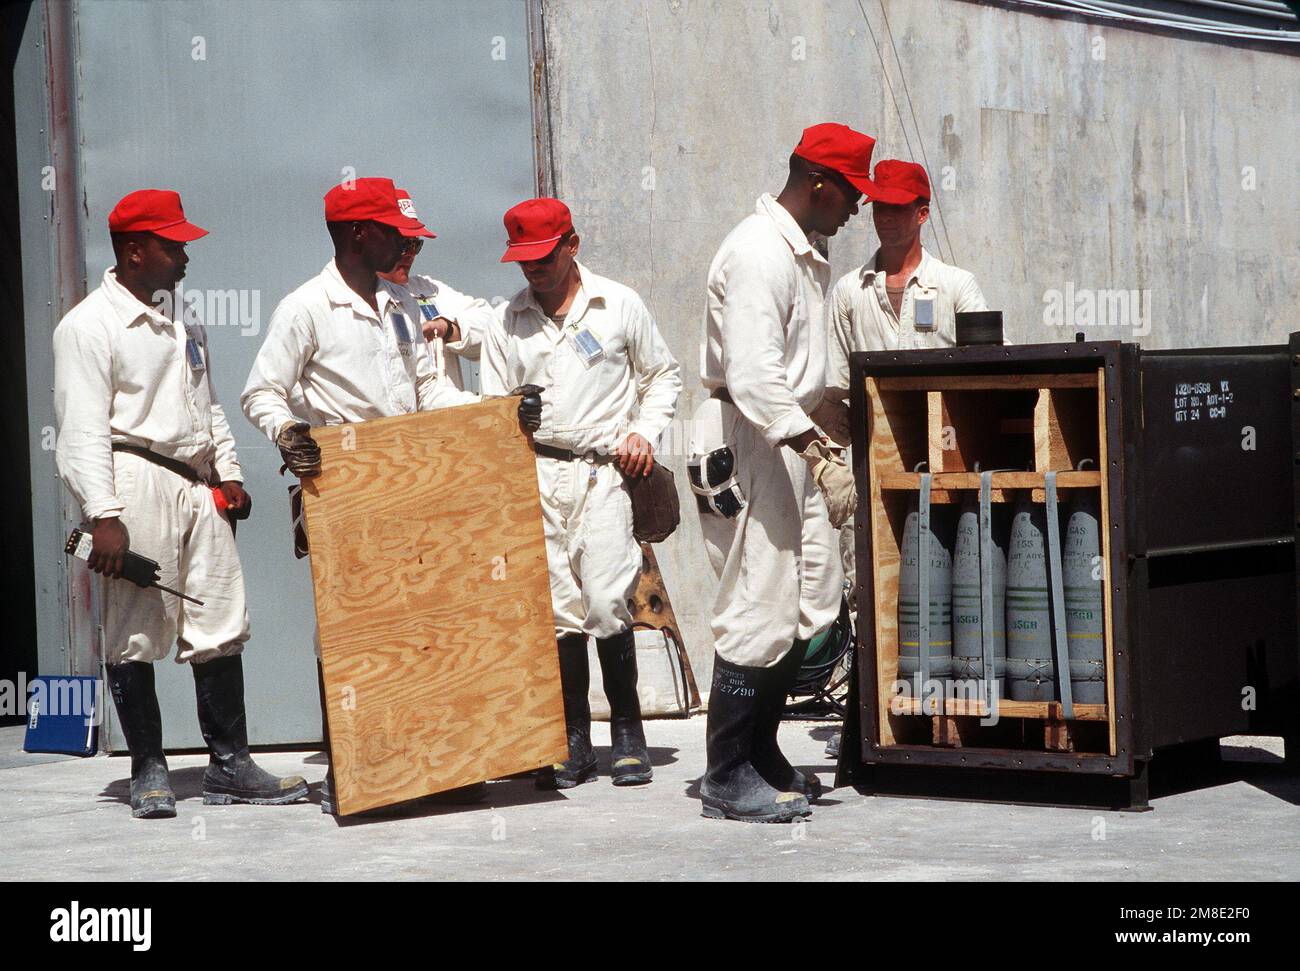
481, 262, 681, 640
693, 194, 843, 669
403, 272, 496, 393
826, 247, 989, 607
241, 260, 477, 658
826, 245, 988, 393
241, 259, 476, 440
54, 268, 249, 665
241, 259, 475, 439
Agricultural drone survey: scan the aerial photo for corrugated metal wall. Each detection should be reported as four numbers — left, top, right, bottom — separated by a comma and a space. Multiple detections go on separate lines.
17, 0, 537, 746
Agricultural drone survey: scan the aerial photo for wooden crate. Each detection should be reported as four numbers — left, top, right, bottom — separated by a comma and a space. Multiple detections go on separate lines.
859, 363, 1119, 765
301, 399, 567, 815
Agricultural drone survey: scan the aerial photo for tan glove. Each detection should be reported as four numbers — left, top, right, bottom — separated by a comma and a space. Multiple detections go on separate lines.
800, 438, 857, 528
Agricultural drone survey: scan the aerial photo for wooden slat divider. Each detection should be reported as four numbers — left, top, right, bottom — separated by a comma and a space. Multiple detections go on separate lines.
878, 373, 1097, 392
890, 696, 1109, 722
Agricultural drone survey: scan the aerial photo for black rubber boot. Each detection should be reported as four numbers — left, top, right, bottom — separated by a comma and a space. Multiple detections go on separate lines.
536, 633, 599, 790
824, 732, 841, 759
320, 773, 337, 816
700, 654, 810, 823
317, 662, 338, 815
752, 639, 822, 800
597, 628, 653, 786
192, 655, 309, 806
105, 662, 176, 819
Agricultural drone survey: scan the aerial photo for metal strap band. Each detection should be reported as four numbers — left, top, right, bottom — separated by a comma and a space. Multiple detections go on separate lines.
979, 470, 996, 708
918, 472, 932, 707
1044, 472, 1075, 719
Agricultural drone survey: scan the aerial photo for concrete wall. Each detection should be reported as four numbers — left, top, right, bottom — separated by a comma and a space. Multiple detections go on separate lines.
538, 0, 1300, 687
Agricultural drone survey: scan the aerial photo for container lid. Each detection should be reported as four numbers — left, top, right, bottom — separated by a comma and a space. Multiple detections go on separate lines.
956, 310, 1003, 346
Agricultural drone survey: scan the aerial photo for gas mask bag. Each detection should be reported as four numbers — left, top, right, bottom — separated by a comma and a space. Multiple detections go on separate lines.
688, 445, 745, 519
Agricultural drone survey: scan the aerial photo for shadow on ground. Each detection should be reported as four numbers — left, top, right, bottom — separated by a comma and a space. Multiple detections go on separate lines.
323, 745, 685, 826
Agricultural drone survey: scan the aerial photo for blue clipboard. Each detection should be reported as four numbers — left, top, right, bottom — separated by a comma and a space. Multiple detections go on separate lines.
23, 676, 101, 756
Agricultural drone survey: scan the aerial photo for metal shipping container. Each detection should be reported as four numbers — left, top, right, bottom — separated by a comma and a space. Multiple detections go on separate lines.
839, 337, 1299, 810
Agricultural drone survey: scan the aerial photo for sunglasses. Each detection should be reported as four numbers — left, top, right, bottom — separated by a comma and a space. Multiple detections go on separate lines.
402, 238, 423, 254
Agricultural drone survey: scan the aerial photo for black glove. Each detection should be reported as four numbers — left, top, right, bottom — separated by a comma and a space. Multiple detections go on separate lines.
511, 385, 544, 435
276, 421, 322, 478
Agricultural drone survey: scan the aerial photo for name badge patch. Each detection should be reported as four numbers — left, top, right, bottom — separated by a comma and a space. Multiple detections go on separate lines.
417, 298, 440, 322
391, 311, 412, 344
568, 327, 605, 368
185, 337, 206, 372
914, 292, 936, 332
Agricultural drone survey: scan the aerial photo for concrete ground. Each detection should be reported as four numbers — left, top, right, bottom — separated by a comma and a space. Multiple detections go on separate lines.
3, 722, 1297, 881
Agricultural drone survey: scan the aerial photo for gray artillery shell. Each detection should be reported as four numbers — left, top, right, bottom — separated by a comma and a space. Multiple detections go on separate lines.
952, 496, 1007, 685
1063, 492, 1106, 704
899, 508, 953, 683
1006, 495, 1055, 701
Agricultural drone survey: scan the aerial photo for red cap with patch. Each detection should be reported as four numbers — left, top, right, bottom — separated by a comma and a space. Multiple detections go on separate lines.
324, 177, 434, 238
108, 189, 208, 241
500, 197, 573, 262
869, 159, 931, 205
792, 123, 881, 198
394, 189, 437, 239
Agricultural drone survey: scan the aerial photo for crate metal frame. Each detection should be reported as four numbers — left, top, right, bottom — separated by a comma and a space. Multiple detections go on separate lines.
839, 339, 1299, 810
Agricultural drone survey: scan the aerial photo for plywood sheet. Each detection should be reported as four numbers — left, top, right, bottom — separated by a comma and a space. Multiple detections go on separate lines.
301, 399, 566, 815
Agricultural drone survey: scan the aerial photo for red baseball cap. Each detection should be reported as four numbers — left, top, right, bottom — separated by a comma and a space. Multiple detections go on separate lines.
108, 189, 208, 241
792, 123, 881, 198
500, 198, 573, 263
394, 189, 437, 239
869, 159, 931, 205
324, 177, 434, 238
